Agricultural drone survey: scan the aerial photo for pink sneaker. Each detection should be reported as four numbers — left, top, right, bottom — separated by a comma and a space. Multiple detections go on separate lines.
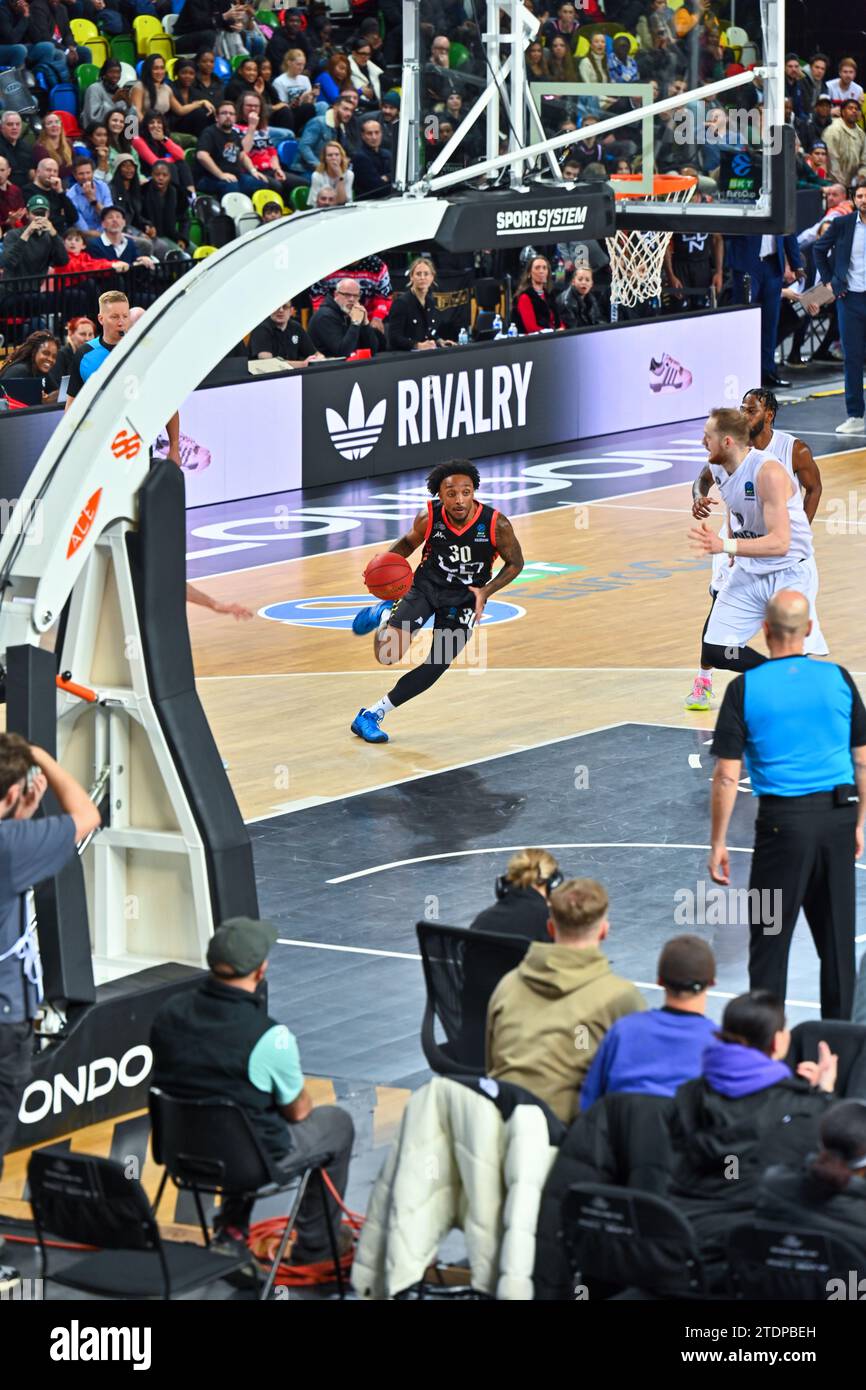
684, 676, 712, 712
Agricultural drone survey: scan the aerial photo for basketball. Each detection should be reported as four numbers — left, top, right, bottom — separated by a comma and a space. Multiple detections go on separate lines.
363, 553, 413, 601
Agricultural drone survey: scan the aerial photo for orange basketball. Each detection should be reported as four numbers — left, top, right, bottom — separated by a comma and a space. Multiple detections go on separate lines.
363, 553, 413, 601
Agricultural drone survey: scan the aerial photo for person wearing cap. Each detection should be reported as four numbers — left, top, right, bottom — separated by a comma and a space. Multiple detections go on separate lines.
0, 195, 69, 291
378, 89, 401, 157
579, 936, 718, 1109
150, 916, 355, 1263
797, 92, 834, 154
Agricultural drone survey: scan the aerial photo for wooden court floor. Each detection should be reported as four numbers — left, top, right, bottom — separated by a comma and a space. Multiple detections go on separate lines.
188, 450, 866, 822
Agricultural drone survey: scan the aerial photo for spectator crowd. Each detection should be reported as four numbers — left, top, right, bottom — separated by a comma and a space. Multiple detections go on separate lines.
0, 3, 863, 398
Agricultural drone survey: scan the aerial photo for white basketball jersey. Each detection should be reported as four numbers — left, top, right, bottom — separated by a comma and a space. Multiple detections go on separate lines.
709, 428, 796, 488
714, 446, 813, 573
766, 428, 795, 479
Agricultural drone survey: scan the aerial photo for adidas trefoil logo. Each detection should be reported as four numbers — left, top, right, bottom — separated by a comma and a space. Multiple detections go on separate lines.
326, 382, 387, 460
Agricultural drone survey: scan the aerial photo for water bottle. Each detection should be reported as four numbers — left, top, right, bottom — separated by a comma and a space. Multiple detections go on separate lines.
492, 312, 504, 339
507, 322, 518, 339
458, 327, 469, 346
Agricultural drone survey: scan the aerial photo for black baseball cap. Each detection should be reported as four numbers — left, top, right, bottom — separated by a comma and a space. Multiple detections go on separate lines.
207, 917, 278, 975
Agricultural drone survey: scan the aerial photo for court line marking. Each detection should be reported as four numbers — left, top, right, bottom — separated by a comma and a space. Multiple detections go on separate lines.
185, 474, 710, 579
200, 667, 707, 680
326, 841, 747, 884
273, 939, 824, 1010
186, 441, 863, 580
245, 719, 635, 823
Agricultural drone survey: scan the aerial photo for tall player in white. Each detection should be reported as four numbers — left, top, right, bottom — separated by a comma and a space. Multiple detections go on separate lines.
688, 406, 821, 674
685, 391, 826, 708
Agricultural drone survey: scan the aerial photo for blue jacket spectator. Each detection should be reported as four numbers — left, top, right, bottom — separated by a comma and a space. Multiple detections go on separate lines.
581, 935, 718, 1109
292, 95, 359, 177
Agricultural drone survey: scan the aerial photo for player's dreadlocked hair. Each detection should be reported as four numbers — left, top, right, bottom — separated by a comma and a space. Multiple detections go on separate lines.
426, 461, 481, 495
742, 387, 778, 420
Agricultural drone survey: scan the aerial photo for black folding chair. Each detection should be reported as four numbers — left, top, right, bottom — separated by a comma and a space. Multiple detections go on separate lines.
562, 1182, 709, 1298
28, 1147, 250, 1300
727, 1220, 866, 1300
149, 1088, 345, 1300
416, 921, 530, 1075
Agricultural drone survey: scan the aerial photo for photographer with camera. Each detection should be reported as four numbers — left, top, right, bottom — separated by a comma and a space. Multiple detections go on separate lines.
469, 848, 564, 943
0, 733, 100, 1288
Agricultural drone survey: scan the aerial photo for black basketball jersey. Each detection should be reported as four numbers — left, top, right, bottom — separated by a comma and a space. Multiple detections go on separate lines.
417, 499, 501, 593
671, 230, 712, 266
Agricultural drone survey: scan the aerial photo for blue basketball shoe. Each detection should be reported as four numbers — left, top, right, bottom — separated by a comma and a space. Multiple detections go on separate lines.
351, 708, 389, 743
352, 600, 392, 636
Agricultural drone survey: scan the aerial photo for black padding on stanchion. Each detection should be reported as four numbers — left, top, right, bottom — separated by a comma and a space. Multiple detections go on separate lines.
6, 643, 95, 1003
126, 459, 258, 923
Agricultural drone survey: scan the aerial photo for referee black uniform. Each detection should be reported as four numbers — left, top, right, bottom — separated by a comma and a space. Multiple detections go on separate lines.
712, 655, 866, 1019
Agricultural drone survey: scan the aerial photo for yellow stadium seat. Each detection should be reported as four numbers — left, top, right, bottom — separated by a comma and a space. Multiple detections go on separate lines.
251, 188, 286, 216
133, 14, 164, 56
193, 245, 217, 259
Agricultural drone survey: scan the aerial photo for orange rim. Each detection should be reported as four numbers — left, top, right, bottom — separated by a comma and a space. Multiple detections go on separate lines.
609, 173, 698, 200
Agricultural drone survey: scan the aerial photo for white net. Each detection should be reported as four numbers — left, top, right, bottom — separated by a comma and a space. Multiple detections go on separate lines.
605, 177, 697, 309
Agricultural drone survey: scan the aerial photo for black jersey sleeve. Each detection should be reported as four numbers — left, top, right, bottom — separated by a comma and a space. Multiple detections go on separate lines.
65, 343, 92, 400
711, 674, 747, 760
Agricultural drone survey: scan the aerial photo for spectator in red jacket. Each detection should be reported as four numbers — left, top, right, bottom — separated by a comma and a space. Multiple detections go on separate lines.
52, 226, 120, 277
513, 255, 563, 334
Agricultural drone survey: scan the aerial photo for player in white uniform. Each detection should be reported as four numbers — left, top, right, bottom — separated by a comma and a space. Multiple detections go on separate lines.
684, 390, 825, 709
687, 406, 821, 676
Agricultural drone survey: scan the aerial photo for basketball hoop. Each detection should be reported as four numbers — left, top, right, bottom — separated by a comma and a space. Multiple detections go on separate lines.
605, 174, 698, 315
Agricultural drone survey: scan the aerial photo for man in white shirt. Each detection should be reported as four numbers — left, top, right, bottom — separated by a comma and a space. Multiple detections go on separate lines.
814, 183, 866, 433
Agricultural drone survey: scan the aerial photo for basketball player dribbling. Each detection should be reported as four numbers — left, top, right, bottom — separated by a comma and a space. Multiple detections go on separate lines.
685, 390, 826, 710
688, 407, 823, 675
349, 462, 524, 743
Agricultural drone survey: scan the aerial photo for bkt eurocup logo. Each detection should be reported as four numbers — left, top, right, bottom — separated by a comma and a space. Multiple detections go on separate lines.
326, 382, 387, 461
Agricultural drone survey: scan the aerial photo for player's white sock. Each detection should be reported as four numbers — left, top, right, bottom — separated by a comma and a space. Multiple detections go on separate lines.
699, 668, 713, 683
377, 604, 393, 633
367, 695, 394, 721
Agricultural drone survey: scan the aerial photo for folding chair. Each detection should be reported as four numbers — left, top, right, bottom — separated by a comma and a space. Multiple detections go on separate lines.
289, 183, 308, 212
70, 17, 109, 65
727, 1220, 866, 1300
150, 1088, 346, 1299
75, 62, 100, 93
416, 920, 530, 1075
110, 34, 137, 67
147, 33, 175, 61
562, 1182, 709, 1298
133, 14, 165, 57
221, 189, 255, 224
29, 1148, 249, 1300
252, 186, 286, 216
277, 136, 298, 168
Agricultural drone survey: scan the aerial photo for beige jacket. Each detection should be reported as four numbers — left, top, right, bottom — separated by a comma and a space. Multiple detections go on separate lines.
486, 941, 646, 1124
824, 118, 866, 188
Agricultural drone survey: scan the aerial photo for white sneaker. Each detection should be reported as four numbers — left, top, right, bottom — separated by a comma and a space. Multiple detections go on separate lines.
835, 417, 866, 434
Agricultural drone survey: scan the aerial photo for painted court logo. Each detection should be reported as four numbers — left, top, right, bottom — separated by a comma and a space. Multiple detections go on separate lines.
326, 383, 387, 461
259, 594, 525, 630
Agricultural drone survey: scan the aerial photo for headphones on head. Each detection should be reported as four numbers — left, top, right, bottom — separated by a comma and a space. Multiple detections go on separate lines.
495, 867, 564, 900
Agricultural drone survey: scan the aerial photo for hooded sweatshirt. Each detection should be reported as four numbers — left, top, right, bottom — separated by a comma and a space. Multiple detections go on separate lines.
669, 1039, 832, 1212
485, 941, 646, 1124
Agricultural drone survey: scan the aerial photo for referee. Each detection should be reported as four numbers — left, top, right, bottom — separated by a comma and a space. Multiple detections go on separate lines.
709, 590, 866, 1019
